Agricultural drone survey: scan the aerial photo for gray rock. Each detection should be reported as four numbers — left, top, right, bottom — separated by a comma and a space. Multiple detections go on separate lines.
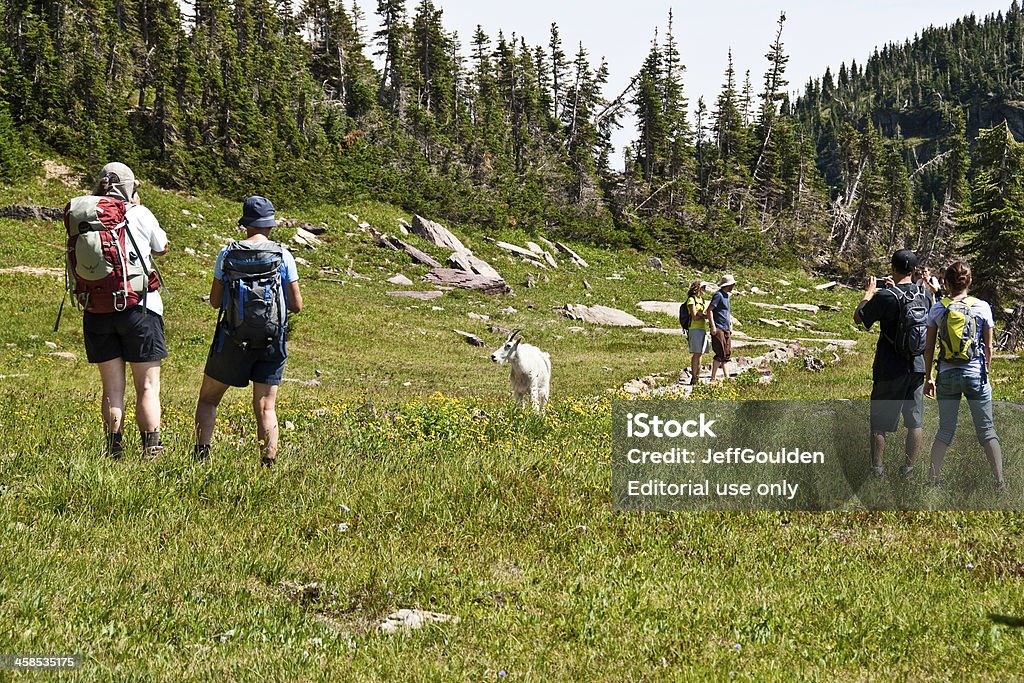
411, 215, 467, 251
423, 268, 510, 295
454, 329, 485, 346
637, 301, 683, 316
553, 241, 589, 268
387, 290, 443, 300
558, 304, 645, 327
648, 256, 664, 271
386, 274, 413, 286
378, 609, 459, 634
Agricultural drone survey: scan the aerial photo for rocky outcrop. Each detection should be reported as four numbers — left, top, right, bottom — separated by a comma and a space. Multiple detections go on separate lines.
423, 268, 510, 295
411, 215, 467, 251
0, 205, 63, 221
558, 304, 645, 327
373, 230, 444, 268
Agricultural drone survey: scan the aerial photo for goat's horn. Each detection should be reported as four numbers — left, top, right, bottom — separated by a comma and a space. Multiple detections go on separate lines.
509, 329, 523, 341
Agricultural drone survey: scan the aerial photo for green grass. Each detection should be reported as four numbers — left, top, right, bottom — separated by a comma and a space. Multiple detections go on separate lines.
0, 170, 1022, 680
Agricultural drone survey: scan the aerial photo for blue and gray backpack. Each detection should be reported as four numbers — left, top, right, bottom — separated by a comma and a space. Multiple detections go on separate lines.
217, 241, 287, 351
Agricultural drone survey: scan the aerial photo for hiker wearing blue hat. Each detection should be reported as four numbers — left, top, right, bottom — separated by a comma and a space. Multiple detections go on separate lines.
194, 196, 304, 467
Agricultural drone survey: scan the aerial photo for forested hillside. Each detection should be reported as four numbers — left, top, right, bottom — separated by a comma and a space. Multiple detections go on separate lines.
3, 1, 1024, 303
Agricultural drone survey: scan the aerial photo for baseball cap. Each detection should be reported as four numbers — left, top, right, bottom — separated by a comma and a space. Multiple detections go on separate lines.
891, 248, 918, 275
99, 162, 140, 200
239, 196, 277, 228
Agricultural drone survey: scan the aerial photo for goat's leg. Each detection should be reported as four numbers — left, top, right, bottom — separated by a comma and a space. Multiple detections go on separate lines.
529, 386, 542, 413
514, 390, 526, 408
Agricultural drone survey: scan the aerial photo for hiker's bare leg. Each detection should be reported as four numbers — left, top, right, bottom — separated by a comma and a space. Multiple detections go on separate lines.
711, 360, 722, 381
98, 358, 127, 433
905, 427, 922, 468
690, 353, 702, 385
195, 375, 230, 446
871, 431, 886, 470
928, 439, 950, 481
253, 382, 280, 461
983, 438, 1004, 483
130, 361, 162, 433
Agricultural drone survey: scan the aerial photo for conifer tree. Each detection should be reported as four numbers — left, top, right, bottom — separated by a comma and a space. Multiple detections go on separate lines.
961, 122, 1024, 308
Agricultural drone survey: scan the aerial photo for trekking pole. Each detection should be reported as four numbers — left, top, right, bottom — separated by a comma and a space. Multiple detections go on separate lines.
53, 294, 65, 333
53, 256, 70, 332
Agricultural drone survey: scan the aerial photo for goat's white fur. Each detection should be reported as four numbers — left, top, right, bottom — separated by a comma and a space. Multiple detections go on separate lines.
491, 331, 551, 412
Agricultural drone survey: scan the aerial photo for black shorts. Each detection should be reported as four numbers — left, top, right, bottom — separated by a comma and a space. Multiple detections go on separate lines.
83, 307, 167, 364
204, 330, 287, 388
870, 372, 925, 433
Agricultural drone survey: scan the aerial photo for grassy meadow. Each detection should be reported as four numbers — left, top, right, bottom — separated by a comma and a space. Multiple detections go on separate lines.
0, 170, 1022, 680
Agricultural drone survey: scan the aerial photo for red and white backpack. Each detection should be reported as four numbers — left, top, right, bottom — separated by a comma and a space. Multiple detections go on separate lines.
62, 195, 158, 314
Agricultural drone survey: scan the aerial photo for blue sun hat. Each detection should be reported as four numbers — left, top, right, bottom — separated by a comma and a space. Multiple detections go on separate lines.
239, 196, 277, 228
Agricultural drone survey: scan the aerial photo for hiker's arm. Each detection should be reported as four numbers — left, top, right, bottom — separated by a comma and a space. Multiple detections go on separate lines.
924, 325, 937, 397
983, 325, 994, 368
286, 281, 303, 313
853, 277, 879, 326
705, 301, 717, 333
209, 278, 223, 310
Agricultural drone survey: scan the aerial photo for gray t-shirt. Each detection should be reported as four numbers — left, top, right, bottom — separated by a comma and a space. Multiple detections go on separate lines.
925, 297, 994, 376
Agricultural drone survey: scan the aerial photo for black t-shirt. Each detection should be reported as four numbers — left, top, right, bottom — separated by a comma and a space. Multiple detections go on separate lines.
860, 283, 926, 381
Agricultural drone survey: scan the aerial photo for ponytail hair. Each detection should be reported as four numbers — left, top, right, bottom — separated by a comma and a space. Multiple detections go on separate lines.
944, 260, 972, 295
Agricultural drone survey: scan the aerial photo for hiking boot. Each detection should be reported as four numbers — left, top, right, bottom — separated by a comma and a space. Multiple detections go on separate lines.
926, 476, 946, 488
142, 431, 163, 460
871, 465, 884, 478
194, 444, 211, 463
260, 455, 276, 468
106, 432, 124, 460
899, 464, 915, 480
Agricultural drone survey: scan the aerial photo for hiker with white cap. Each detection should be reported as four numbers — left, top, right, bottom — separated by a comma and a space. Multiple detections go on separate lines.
71, 162, 168, 459
194, 196, 303, 467
708, 274, 737, 381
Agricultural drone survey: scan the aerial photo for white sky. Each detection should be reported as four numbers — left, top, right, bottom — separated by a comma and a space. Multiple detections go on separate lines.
353, 0, 1014, 169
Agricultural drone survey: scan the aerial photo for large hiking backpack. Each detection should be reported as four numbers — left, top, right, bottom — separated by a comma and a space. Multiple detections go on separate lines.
937, 296, 982, 363
63, 195, 158, 314
883, 285, 930, 359
218, 241, 287, 351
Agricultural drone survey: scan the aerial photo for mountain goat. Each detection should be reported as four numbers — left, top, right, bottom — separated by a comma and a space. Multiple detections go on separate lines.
490, 330, 551, 412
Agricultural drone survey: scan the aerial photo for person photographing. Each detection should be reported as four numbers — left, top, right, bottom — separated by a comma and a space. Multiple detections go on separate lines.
853, 249, 929, 478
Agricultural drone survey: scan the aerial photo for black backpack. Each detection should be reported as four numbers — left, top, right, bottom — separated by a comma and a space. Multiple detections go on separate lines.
217, 241, 287, 351
678, 302, 691, 332
884, 285, 929, 359
679, 297, 703, 334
